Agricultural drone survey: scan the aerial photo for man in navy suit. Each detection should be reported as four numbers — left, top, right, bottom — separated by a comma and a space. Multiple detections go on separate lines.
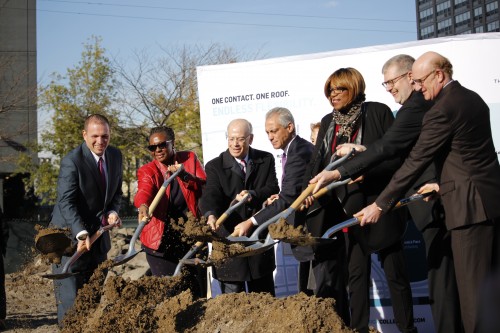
50, 114, 123, 325
234, 107, 314, 233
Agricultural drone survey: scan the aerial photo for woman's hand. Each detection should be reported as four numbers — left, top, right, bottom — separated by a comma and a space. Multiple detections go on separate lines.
336, 143, 366, 157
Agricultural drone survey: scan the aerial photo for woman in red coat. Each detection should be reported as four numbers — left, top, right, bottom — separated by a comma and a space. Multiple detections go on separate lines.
134, 126, 206, 288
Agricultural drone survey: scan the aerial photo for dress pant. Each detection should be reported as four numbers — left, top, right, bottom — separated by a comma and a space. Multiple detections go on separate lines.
348, 239, 417, 333
311, 243, 350, 326
53, 238, 107, 326
451, 219, 500, 333
423, 220, 463, 333
218, 272, 275, 296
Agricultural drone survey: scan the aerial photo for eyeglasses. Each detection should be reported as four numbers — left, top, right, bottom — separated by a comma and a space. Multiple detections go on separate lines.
381, 72, 408, 89
329, 86, 348, 95
227, 135, 250, 144
147, 140, 172, 152
411, 69, 436, 86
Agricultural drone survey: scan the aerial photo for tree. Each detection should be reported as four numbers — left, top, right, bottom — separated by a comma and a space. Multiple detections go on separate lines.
114, 43, 253, 161
16, 36, 127, 205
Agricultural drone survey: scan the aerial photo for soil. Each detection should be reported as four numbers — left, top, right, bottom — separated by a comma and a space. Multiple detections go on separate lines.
268, 218, 319, 246
4, 224, 364, 333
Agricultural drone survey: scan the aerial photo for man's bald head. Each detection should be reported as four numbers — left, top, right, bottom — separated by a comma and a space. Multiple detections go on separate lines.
412, 51, 453, 101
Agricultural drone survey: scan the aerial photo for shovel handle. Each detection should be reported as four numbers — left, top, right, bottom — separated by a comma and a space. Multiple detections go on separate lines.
215, 193, 251, 229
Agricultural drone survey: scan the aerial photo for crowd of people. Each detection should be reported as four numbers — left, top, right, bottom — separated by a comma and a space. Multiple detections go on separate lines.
45, 51, 499, 333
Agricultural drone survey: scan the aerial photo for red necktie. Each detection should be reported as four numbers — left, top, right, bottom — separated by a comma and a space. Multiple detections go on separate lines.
98, 157, 106, 194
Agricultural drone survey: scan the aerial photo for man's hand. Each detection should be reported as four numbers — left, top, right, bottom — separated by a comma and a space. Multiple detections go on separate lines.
138, 204, 150, 223
336, 143, 366, 157
265, 194, 279, 207
207, 215, 217, 231
354, 202, 383, 226
236, 190, 251, 202
309, 170, 341, 194
233, 220, 254, 237
107, 211, 122, 227
77, 237, 91, 252
417, 183, 440, 201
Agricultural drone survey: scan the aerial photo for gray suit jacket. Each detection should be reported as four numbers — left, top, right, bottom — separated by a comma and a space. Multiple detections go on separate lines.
50, 143, 123, 253
377, 81, 500, 229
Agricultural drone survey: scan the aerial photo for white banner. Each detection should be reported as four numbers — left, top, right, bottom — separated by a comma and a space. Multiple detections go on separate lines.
198, 33, 500, 332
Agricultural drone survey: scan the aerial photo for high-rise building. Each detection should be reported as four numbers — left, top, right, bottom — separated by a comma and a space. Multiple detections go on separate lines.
416, 0, 500, 39
0, 0, 37, 214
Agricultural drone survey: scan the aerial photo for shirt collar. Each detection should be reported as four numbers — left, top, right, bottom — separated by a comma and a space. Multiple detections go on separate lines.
283, 135, 297, 155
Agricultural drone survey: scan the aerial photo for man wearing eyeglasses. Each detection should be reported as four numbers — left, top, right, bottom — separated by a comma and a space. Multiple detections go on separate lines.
199, 118, 280, 295
309, 54, 462, 333
355, 51, 500, 333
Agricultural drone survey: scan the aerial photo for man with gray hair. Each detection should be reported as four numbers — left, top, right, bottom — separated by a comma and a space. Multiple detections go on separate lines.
200, 118, 279, 295
234, 107, 314, 235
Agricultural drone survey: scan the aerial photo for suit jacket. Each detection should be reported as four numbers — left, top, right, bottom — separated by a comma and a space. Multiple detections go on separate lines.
199, 147, 280, 281
51, 143, 123, 254
295, 102, 405, 260
253, 135, 314, 224
134, 151, 206, 251
377, 81, 500, 229
337, 91, 440, 231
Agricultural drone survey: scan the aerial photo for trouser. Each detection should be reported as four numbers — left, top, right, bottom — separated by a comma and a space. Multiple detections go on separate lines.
219, 272, 275, 296
422, 220, 463, 333
348, 240, 417, 333
451, 219, 500, 333
312, 253, 350, 326
297, 261, 314, 296
53, 243, 107, 326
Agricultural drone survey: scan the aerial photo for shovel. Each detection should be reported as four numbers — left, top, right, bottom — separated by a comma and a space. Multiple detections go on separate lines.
42, 222, 118, 279
111, 164, 185, 267
173, 193, 251, 276
225, 150, 355, 245
279, 190, 437, 246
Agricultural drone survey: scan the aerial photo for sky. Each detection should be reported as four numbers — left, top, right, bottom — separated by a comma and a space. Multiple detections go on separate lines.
37, 0, 418, 81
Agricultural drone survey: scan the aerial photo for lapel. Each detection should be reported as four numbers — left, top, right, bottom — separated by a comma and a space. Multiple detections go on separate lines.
82, 143, 107, 205
222, 150, 245, 180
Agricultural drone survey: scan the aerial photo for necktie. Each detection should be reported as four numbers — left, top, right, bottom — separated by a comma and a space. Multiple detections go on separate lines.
240, 159, 247, 176
281, 152, 287, 181
98, 157, 106, 194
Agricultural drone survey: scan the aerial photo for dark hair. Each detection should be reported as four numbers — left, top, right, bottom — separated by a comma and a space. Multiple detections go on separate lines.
149, 126, 175, 141
84, 114, 109, 130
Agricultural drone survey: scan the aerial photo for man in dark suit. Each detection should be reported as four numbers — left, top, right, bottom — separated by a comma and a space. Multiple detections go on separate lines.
311, 54, 462, 332
355, 51, 500, 333
199, 118, 280, 295
50, 114, 123, 325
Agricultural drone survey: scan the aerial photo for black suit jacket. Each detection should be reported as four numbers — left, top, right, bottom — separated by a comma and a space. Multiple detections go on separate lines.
51, 143, 123, 253
199, 147, 280, 281
253, 135, 314, 224
377, 81, 500, 229
337, 91, 439, 231
295, 102, 405, 260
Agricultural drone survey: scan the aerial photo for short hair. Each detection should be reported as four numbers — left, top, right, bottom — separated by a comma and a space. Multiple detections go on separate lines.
324, 67, 366, 106
266, 107, 295, 133
84, 114, 109, 130
382, 54, 415, 74
149, 126, 175, 141
310, 122, 321, 131
434, 55, 453, 78
227, 119, 253, 136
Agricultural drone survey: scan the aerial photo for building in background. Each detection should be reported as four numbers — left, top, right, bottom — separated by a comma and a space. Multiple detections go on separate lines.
416, 0, 500, 39
0, 0, 37, 216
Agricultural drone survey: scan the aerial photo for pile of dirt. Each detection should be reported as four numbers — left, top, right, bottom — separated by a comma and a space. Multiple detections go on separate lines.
5, 224, 362, 333
34, 225, 75, 264
268, 218, 319, 246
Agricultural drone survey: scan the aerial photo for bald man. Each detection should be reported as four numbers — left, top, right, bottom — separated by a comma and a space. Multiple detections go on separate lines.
199, 119, 280, 295
356, 51, 500, 333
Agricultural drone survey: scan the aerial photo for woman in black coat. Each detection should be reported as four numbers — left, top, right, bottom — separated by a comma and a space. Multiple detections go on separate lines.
295, 67, 417, 333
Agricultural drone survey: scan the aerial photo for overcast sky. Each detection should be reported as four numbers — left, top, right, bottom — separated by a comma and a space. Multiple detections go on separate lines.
37, 0, 417, 80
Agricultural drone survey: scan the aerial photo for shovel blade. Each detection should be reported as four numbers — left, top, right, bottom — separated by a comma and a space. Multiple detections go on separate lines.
233, 240, 280, 258
41, 271, 79, 280
112, 249, 143, 267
